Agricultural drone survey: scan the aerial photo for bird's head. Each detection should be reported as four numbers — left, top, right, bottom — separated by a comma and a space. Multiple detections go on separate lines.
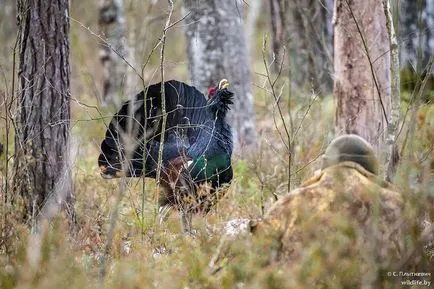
207, 79, 230, 99
207, 79, 233, 116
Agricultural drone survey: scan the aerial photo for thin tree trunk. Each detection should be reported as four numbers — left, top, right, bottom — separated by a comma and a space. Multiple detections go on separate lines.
245, 0, 262, 54
287, 0, 308, 90
400, 0, 434, 71
333, 0, 391, 156
285, 0, 333, 93
15, 0, 73, 221
269, 0, 286, 73
99, 0, 129, 107
0, 0, 17, 66
124, 0, 141, 97
383, 0, 400, 181
183, 0, 257, 150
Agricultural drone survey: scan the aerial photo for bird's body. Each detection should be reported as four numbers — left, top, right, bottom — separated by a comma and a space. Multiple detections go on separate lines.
98, 79, 234, 232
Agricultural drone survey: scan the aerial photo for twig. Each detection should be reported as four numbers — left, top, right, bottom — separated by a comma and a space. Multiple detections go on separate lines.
69, 16, 142, 81
262, 37, 291, 152
72, 96, 135, 283
400, 57, 434, 157
99, 178, 128, 279
208, 235, 229, 275
395, 223, 434, 271
395, 60, 431, 144
73, 96, 133, 283
3, 34, 19, 206
154, 0, 174, 229
290, 89, 319, 146
262, 36, 293, 193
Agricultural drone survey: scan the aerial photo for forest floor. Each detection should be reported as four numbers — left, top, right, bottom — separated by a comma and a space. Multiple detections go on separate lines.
1, 89, 433, 288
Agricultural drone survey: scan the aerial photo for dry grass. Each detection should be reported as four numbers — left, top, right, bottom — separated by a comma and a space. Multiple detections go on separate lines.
1, 91, 432, 288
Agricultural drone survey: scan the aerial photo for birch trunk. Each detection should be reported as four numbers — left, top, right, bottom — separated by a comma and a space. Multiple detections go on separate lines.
245, 0, 262, 54
99, 0, 129, 108
183, 0, 257, 150
383, 0, 400, 181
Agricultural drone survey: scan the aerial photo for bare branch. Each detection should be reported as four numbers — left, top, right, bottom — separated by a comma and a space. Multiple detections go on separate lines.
154, 0, 175, 228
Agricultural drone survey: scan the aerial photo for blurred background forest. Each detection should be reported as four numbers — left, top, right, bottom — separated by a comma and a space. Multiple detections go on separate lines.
0, 0, 433, 288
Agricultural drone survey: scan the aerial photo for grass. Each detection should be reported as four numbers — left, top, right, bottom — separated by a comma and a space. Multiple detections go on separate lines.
1, 87, 432, 288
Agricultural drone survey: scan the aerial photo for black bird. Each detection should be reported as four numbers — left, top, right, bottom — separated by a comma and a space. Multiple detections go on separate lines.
98, 79, 234, 232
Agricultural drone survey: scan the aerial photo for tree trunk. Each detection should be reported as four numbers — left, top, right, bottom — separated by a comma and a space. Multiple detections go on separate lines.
283, 0, 333, 93
99, 0, 129, 108
383, 0, 401, 181
400, 0, 434, 71
0, 0, 17, 67
333, 0, 391, 155
15, 0, 73, 221
183, 0, 257, 150
245, 0, 262, 54
269, 0, 286, 73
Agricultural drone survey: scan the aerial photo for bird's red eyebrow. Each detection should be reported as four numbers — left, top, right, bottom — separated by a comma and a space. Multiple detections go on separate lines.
208, 87, 216, 97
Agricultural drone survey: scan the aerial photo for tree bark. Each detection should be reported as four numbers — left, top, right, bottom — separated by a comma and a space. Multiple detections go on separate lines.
383, 0, 401, 182
283, 0, 333, 93
15, 0, 73, 220
269, 0, 286, 73
99, 0, 129, 108
245, 0, 262, 54
183, 0, 257, 150
333, 0, 391, 155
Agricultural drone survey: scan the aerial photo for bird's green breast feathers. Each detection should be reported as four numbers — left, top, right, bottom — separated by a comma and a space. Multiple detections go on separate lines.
190, 154, 231, 182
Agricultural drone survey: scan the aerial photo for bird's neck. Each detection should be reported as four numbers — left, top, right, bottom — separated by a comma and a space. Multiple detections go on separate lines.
188, 116, 232, 159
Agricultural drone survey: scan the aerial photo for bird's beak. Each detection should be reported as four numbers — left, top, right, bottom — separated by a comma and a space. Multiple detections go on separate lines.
219, 79, 229, 89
